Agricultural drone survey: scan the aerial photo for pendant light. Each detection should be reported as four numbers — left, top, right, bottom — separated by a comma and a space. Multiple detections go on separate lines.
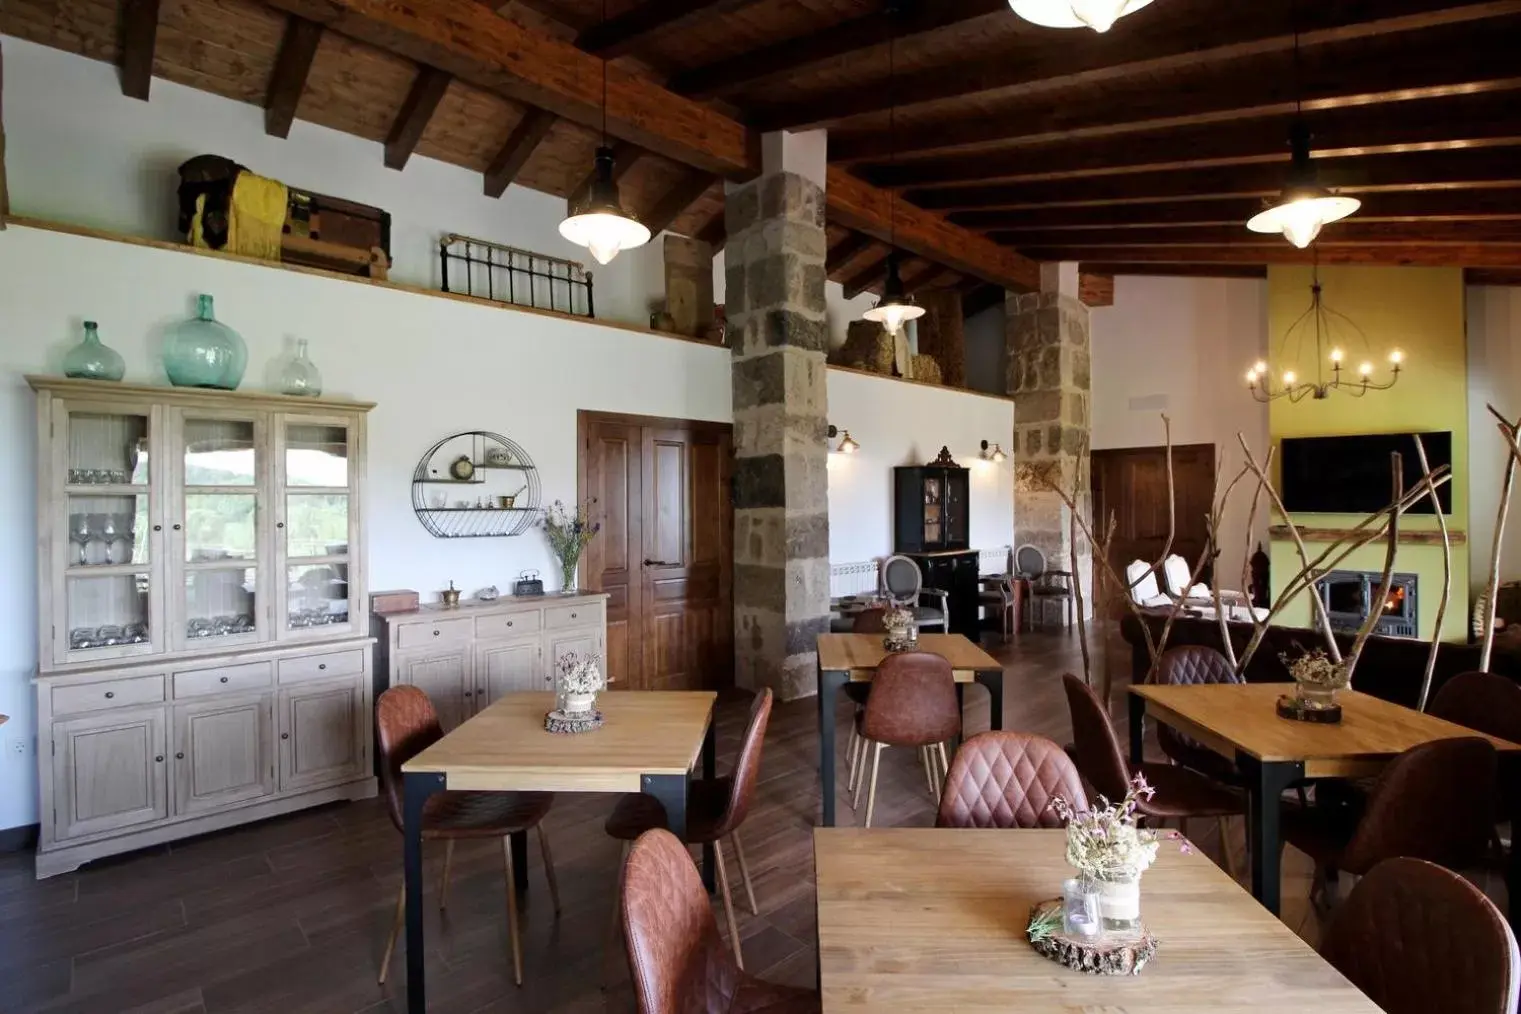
558, 0, 650, 266
1245, 18, 1360, 248
860, 4, 925, 339
1009, 0, 1155, 32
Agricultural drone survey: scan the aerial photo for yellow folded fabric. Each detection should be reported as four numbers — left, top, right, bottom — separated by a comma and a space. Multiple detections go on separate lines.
228, 171, 289, 262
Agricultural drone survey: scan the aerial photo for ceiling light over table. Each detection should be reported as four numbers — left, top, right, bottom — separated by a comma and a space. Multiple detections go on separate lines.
1246, 123, 1361, 249
559, 146, 651, 265
1008, 0, 1155, 32
863, 253, 926, 337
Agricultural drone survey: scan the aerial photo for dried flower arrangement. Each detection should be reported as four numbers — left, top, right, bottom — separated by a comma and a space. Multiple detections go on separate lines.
1279, 647, 1352, 690
555, 651, 606, 697
541, 498, 601, 591
1050, 773, 1187, 883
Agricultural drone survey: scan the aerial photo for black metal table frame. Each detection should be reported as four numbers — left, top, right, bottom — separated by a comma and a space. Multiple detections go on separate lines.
817, 665, 1004, 827
401, 721, 716, 1012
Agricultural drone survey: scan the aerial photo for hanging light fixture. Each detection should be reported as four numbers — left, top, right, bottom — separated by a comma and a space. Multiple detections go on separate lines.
1245, 19, 1360, 248
558, 0, 650, 266
1008, 0, 1155, 32
860, 3, 926, 339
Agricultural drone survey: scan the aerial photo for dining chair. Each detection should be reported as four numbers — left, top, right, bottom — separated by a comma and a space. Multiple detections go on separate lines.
621, 828, 821, 1014
1282, 736, 1497, 907
605, 689, 773, 969
1062, 673, 1243, 877
374, 685, 561, 987
1320, 857, 1520, 1014
1430, 671, 1521, 854
979, 573, 1019, 640
843, 609, 887, 796
1153, 646, 1244, 784
1016, 544, 1073, 629
881, 554, 949, 632
853, 652, 961, 827
936, 731, 1088, 829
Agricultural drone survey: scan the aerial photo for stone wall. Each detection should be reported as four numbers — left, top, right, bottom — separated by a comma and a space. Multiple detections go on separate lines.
916, 289, 966, 387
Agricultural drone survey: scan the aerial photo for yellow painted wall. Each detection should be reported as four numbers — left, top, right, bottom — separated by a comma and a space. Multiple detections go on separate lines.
1266, 266, 1469, 642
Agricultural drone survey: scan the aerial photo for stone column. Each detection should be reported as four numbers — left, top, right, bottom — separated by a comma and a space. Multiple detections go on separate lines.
726, 131, 831, 701
1007, 264, 1091, 597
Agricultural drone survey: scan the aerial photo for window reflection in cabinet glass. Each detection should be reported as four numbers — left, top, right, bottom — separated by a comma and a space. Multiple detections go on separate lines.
67, 495, 149, 567
286, 494, 349, 558
67, 572, 151, 648
184, 418, 256, 486
286, 424, 349, 487
68, 412, 149, 486
184, 568, 257, 639
185, 493, 256, 562
288, 562, 349, 629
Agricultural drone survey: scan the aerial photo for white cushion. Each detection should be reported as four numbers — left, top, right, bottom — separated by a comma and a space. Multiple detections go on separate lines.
1162, 555, 1196, 597
1125, 560, 1171, 608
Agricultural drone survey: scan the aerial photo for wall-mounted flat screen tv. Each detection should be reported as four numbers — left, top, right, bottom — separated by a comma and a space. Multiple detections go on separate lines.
1279, 432, 1453, 515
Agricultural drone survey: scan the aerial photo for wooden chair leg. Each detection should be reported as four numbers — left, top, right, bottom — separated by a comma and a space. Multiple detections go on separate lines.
501, 837, 524, 986
731, 831, 759, 915
864, 743, 885, 828
713, 838, 744, 970
603, 841, 631, 991
377, 882, 405, 985
852, 738, 872, 811
537, 824, 562, 915
934, 742, 950, 802
918, 746, 936, 797
438, 839, 455, 911
1216, 816, 1240, 881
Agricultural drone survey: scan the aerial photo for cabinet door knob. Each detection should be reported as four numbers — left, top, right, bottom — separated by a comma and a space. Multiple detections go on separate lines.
276, 522, 285, 529
317, 663, 327, 670
281, 732, 290, 740
219, 676, 229, 683
155, 755, 164, 763
433, 629, 441, 636
104, 691, 115, 699
475, 688, 484, 696
172, 524, 182, 531
175, 752, 185, 760
153, 524, 162, 532
506, 621, 513, 627
570, 612, 578, 619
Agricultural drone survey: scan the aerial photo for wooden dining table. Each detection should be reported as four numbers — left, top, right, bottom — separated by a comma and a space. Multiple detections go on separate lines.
816, 633, 1004, 827
1128, 682, 1521, 917
399, 690, 716, 1014
815, 827, 1383, 1012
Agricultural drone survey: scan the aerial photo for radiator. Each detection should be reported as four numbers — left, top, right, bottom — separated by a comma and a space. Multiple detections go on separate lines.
979, 545, 1013, 575
830, 560, 880, 598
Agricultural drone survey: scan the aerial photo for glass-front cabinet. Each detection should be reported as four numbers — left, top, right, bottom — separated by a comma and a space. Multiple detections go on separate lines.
893, 465, 971, 553
276, 415, 360, 639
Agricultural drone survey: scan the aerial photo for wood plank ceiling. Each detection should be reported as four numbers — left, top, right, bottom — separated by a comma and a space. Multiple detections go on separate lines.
5, 0, 1520, 301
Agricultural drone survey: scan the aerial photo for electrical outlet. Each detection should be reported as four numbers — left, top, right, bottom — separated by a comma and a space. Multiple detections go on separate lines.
6, 737, 28, 759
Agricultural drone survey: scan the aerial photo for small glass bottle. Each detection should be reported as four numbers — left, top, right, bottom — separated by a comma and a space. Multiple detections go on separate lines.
279, 339, 323, 397
62, 321, 126, 381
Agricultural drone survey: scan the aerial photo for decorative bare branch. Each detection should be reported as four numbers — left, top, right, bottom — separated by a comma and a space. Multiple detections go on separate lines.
1411, 435, 1451, 712
1069, 493, 1092, 686
1481, 406, 1521, 672
1344, 453, 1403, 683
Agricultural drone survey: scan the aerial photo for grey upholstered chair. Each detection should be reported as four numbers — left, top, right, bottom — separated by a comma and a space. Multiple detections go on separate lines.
1015, 544, 1073, 629
880, 554, 947, 631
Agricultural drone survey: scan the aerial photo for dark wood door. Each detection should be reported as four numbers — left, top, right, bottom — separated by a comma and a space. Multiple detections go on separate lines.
580, 413, 733, 691
1091, 444, 1215, 589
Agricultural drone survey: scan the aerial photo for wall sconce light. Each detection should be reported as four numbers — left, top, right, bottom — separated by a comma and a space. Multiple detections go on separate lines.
981, 440, 1007, 463
828, 425, 860, 454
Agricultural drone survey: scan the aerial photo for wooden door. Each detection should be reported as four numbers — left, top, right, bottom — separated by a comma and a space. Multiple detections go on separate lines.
476, 639, 543, 706
173, 695, 275, 815
53, 707, 168, 840
278, 679, 366, 792
580, 413, 733, 691
1092, 444, 1216, 591
398, 649, 473, 731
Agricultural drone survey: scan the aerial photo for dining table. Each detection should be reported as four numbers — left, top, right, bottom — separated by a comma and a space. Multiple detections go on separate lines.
814, 827, 1384, 1012
399, 689, 716, 1014
1128, 682, 1521, 918
816, 633, 1004, 827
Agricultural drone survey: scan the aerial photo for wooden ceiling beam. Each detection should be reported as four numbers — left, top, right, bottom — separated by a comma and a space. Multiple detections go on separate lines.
117, 0, 162, 101
752, 0, 1521, 130
897, 258, 942, 293
695, 210, 727, 249
1468, 267, 1521, 286
906, 266, 959, 295
384, 66, 453, 170
1020, 244, 1521, 268
843, 249, 893, 300
642, 171, 718, 237
962, 284, 1005, 318
1080, 262, 1269, 280
484, 108, 557, 197
669, 0, 1005, 100
265, 16, 325, 139
826, 232, 877, 272
994, 220, 1521, 249
575, 0, 763, 59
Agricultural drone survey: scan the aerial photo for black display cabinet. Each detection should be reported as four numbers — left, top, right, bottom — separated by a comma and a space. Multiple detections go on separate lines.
905, 549, 980, 637
894, 463, 970, 553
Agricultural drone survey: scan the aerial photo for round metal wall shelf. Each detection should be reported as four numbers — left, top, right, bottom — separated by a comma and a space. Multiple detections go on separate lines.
411, 431, 541, 538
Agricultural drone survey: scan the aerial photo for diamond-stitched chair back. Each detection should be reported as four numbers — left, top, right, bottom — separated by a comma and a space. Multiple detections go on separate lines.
1154, 646, 1240, 772
935, 732, 1088, 829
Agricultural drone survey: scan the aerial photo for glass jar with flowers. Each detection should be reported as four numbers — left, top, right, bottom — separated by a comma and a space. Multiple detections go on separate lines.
1281, 647, 1351, 713
554, 651, 606, 717
541, 499, 601, 593
1051, 774, 1176, 934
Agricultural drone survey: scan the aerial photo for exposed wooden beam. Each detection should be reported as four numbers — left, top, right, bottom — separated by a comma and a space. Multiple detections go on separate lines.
1081, 262, 1269, 280
829, 25, 1521, 162
1078, 271, 1114, 308
384, 66, 453, 170
963, 284, 1005, 318
897, 258, 941, 294
829, 167, 1039, 292
669, 0, 1005, 99
1020, 244, 1521, 268
695, 210, 727, 249
994, 220, 1521, 249
484, 108, 557, 197
642, 171, 717, 237
265, 16, 325, 138
843, 249, 893, 300
752, 0, 1521, 130
576, 0, 761, 59
1468, 267, 1521, 286
826, 232, 876, 272
906, 266, 959, 295
117, 0, 162, 101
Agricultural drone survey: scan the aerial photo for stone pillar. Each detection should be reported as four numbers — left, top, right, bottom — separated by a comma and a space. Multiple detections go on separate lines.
1007, 264, 1091, 594
662, 234, 714, 338
726, 131, 831, 701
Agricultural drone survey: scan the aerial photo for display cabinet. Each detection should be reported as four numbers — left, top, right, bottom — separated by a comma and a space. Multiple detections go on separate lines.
29, 377, 377, 878
894, 465, 971, 553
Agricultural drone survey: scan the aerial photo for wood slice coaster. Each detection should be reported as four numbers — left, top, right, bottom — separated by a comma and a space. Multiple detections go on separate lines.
1027, 899, 1158, 976
1276, 695, 1343, 723
545, 709, 604, 734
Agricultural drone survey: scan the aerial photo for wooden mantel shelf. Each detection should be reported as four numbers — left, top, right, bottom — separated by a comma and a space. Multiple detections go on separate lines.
1269, 524, 1467, 546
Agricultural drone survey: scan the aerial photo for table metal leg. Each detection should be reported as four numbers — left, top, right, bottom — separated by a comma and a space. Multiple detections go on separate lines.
955, 684, 966, 748
1239, 754, 1304, 916
974, 670, 1005, 731
818, 668, 847, 827
700, 720, 717, 893
403, 770, 446, 1014
642, 772, 696, 874
1510, 792, 1521, 934
1127, 693, 1146, 769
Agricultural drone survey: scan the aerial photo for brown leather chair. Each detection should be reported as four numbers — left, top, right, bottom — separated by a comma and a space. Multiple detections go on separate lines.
1321, 857, 1520, 1014
936, 731, 1088, 829
843, 609, 887, 792
1282, 736, 1497, 903
1430, 671, 1521, 832
374, 685, 559, 986
853, 651, 961, 827
1154, 645, 1243, 785
622, 828, 820, 1014
606, 689, 772, 969
1062, 673, 1243, 875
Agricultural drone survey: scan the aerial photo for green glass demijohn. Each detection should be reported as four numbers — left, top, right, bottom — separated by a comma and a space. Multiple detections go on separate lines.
62, 321, 126, 381
164, 294, 247, 390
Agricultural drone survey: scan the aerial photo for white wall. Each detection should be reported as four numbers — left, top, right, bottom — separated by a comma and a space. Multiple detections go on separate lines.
1089, 275, 1271, 579
1, 35, 667, 326
1467, 285, 1521, 597
825, 369, 1015, 564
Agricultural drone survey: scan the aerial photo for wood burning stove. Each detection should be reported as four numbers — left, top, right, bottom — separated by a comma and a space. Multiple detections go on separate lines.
1318, 569, 1418, 638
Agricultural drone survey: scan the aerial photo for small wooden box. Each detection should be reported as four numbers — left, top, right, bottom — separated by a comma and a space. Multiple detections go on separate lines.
370, 589, 420, 615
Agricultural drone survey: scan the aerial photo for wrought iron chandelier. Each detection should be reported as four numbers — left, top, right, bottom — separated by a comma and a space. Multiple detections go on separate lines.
1008, 0, 1155, 33
1244, 264, 1404, 403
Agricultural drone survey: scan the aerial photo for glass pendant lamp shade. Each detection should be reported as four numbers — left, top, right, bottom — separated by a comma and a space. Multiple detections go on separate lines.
558, 147, 651, 266
1008, 0, 1154, 31
1247, 122, 1361, 248
862, 254, 926, 337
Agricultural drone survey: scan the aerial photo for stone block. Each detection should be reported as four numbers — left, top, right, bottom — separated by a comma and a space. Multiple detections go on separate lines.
785, 614, 832, 656
746, 253, 821, 311
785, 454, 830, 514
786, 555, 833, 615
780, 652, 819, 701
1016, 390, 1061, 424
733, 404, 828, 459
733, 454, 786, 509
732, 352, 786, 410
1072, 348, 1091, 389
724, 181, 759, 237
734, 565, 786, 613
1063, 392, 1088, 428
785, 512, 830, 561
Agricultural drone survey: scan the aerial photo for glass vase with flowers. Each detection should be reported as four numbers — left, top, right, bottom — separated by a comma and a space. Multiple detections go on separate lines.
541, 498, 601, 593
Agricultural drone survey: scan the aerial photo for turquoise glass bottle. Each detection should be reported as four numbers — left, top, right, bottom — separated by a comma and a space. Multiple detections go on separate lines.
164, 294, 247, 390
62, 321, 125, 381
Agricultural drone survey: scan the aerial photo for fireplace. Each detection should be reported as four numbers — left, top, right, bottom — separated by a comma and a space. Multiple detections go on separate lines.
1318, 569, 1418, 638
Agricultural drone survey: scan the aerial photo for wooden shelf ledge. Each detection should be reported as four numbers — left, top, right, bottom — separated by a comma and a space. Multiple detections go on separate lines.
1269, 524, 1467, 546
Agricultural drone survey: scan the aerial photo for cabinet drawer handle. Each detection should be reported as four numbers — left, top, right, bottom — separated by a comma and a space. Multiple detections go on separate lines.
475, 688, 484, 696
281, 732, 290, 740
155, 755, 164, 763
433, 630, 441, 637
219, 676, 229, 684
506, 621, 513, 627
175, 752, 185, 760
104, 691, 115, 699
318, 663, 327, 671
570, 612, 578, 619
